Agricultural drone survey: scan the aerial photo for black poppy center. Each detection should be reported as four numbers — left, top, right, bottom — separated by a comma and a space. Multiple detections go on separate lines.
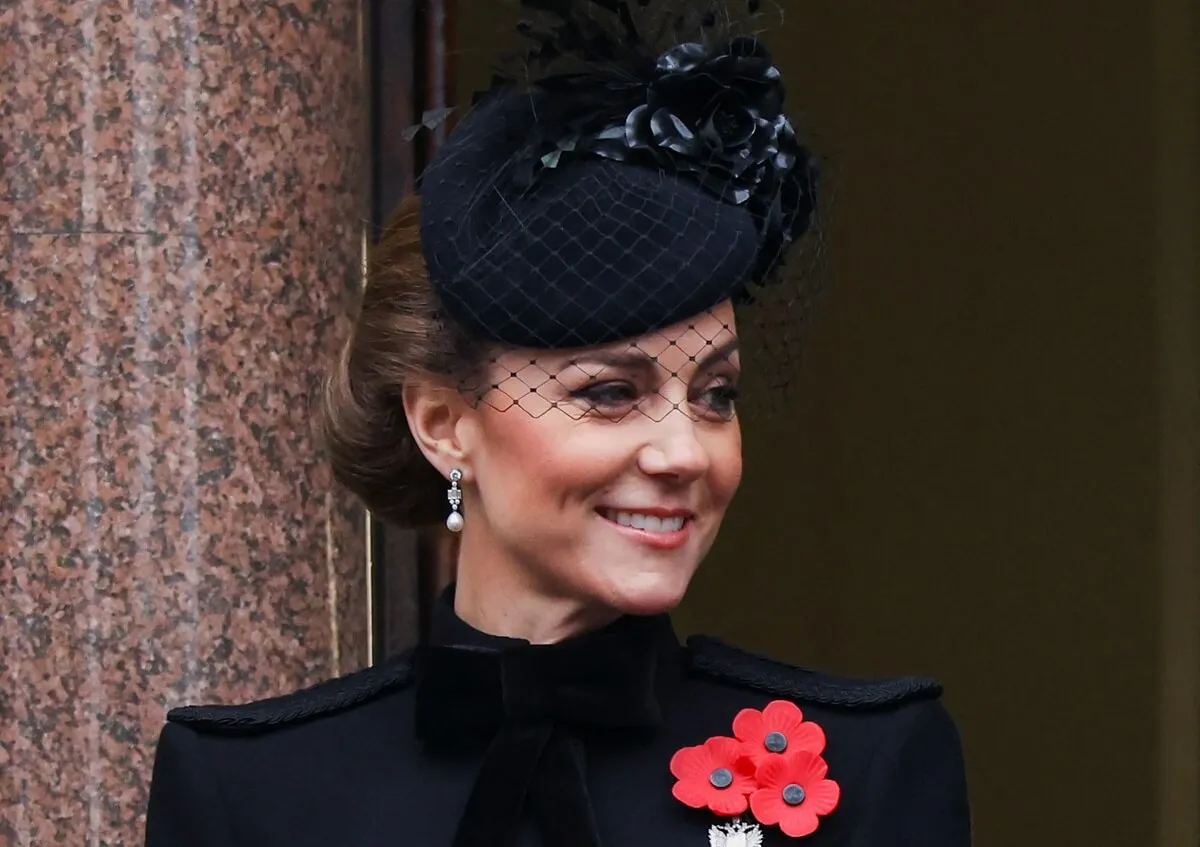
764, 731, 788, 753
709, 767, 734, 789
783, 783, 807, 806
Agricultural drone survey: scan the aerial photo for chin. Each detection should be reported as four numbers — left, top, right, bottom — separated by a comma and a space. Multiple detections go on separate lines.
599, 571, 694, 618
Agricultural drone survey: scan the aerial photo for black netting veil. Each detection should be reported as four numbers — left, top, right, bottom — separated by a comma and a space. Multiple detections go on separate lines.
409, 0, 827, 423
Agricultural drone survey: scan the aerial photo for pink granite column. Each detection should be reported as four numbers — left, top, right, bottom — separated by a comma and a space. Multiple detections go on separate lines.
0, 0, 369, 843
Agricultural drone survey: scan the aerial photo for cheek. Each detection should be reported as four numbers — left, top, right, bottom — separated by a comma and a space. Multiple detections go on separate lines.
708, 425, 743, 508
472, 413, 551, 486
471, 411, 615, 508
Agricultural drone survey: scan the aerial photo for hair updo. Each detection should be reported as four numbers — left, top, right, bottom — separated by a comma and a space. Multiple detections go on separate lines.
319, 194, 490, 527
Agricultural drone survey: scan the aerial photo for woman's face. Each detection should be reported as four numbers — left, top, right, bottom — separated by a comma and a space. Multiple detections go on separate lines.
457, 301, 743, 621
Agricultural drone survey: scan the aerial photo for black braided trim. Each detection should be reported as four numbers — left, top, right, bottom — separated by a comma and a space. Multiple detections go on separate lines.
167, 650, 415, 733
686, 636, 942, 711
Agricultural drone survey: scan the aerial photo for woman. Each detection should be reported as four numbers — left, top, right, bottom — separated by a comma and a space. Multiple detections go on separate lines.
145, 2, 971, 845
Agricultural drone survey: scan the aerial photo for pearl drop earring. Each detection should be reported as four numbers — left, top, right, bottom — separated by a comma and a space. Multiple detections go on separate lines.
445, 469, 464, 533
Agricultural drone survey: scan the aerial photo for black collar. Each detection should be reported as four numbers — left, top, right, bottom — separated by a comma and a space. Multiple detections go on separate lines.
415, 587, 682, 744
413, 588, 683, 847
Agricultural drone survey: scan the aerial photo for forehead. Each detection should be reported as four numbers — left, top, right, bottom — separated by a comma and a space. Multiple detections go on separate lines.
619, 308, 738, 361
497, 305, 739, 377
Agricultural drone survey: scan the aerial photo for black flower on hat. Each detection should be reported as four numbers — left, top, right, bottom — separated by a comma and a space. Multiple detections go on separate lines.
587, 36, 795, 208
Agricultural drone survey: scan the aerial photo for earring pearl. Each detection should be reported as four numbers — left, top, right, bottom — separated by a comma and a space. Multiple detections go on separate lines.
446, 468, 464, 533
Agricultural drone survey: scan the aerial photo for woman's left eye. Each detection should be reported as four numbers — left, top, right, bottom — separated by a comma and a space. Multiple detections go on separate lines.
695, 383, 740, 418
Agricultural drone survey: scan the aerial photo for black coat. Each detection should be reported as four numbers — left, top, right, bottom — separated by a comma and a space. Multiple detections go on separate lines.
145, 600, 971, 846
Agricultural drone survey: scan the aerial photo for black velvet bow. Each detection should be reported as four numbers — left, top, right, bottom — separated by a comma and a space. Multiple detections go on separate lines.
414, 619, 670, 847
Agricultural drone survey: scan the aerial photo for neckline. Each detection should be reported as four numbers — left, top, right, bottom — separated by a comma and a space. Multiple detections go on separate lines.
426, 585, 686, 698
428, 586, 530, 651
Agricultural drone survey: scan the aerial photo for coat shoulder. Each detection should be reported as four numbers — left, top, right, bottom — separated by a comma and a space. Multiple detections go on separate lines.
166, 649, 415, 734
685, 635, 943, 710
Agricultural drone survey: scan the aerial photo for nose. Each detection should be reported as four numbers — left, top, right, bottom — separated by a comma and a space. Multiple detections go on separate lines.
636, 413, 711, 481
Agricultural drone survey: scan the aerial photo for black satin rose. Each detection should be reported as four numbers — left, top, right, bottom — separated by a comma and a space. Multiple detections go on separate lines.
584, 36, 799, 207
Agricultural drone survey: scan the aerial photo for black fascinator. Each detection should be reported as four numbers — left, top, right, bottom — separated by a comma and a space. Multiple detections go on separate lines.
416, 0, 825, 415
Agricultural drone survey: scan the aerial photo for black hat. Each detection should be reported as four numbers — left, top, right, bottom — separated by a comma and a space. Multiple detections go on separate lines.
418, 1, 820, 352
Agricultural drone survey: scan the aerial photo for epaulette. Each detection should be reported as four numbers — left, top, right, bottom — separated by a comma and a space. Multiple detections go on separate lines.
686, 636, 942, 710
167, 649, 415, 733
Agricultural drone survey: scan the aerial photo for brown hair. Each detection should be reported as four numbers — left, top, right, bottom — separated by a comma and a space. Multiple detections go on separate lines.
320, 194, 491, 527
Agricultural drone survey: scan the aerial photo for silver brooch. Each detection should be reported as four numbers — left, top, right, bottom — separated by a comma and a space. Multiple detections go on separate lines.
709, 819, 764, 847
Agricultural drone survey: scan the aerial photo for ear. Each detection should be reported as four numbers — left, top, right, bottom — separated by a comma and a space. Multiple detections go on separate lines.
402, 380, 476, 480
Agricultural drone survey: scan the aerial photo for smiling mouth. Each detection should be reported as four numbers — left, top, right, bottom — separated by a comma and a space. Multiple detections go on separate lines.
597, 509, 692, 534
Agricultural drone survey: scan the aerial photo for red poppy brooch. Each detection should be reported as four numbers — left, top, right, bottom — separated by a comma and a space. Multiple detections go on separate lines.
670, 700, 840, 842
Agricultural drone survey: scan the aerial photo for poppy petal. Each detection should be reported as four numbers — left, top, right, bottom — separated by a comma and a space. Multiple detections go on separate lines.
704, 736, 744, 761
754, 755, 789, 788
749, 787, 785, 825
806, 779, 841, 815
804, 754, 829, 782
736, 739, 774, 767
790, 721, 827, 754
671, 779, 712, 809
779, 808, 821, 838
733, 755, 758, 779
778, 749, 819, 784
708, 789, 750, 816
762, 700, 805, 735
732, 707, 765, 743
669, 745, 710, 780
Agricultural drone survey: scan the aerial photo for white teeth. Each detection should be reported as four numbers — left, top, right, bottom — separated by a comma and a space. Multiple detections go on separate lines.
603, 510, 687, 533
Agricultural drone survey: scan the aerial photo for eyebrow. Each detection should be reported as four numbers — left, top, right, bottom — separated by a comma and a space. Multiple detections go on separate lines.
567, 337, 740, 374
